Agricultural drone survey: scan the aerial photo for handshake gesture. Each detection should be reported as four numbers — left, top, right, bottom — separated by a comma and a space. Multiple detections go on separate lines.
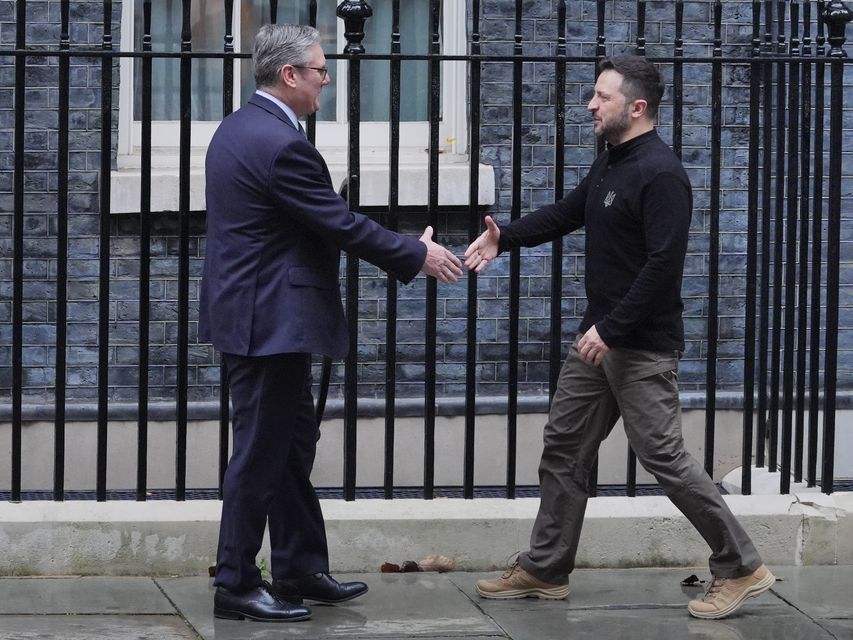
418, 216, 501, 283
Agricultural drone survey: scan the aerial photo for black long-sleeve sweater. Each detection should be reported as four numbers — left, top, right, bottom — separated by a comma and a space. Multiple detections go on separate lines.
498, 129, 692, 352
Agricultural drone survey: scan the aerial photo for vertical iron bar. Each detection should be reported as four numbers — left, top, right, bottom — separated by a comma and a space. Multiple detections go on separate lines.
595, 0, 607, 159
635, 1, 646, 56
768, 0, 787, 473
217, 0, 235, 499
464, 0, 482, 500
11, 0, 26, 503
757, 0, 775, 469
589, 0, 607, 496
175, 0, 193, 501
137, 0, 154, 501
506, 0, 523, 499
807, 2, 827, 488
54, 0, 71, 501
673, 1, 684, 157
96, 0, 114, 502
704, 0, 723, 477
821, 0, 852, 494
337, 0, 373, 501
781, 0, 802, 494
271, 0, 279, 24
741, 0, 763, 496
424, 0, 441, 499
384, 0, 401, 499
549, 0, 566, 399
794, 1, 812, 485
625, 0, 650, 497
307, 1, 318, 141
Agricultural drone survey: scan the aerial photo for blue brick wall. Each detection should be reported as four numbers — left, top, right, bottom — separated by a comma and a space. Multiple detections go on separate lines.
0, 1, 851, 410
0, 0, 122, 404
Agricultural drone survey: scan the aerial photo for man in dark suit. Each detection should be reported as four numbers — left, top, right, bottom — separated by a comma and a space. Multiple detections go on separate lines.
200, 23, 462, 623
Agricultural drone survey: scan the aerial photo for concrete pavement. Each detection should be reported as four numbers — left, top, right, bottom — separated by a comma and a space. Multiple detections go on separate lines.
0, 566, 851, 639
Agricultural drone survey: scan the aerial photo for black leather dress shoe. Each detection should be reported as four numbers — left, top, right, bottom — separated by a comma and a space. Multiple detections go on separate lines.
273, 572, 368, 604
213, 581, 312, 622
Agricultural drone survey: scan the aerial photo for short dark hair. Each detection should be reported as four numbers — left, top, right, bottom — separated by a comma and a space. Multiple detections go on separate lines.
598, 55, 664, 120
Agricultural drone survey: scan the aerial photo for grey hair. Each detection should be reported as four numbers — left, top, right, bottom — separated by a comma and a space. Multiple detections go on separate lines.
253, 24, 320, 88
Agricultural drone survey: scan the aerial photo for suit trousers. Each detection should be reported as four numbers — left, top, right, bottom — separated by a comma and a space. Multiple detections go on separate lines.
214, 352, 329, 592
518, 341, 763, 585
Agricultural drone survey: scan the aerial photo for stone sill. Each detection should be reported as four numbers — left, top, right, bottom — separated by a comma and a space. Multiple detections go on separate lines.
6, 391, 853, 423
110, 147, 496, 213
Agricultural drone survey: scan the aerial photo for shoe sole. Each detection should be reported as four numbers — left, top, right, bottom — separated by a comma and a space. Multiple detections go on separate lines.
214, 608, 311, 622
687, 571, 776, 620
303, 590, 368, 604
475, 584, 570, 600
279, 586, 368, 604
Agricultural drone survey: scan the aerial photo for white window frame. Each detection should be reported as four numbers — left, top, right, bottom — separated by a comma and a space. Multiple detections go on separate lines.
117, 0, 467, 156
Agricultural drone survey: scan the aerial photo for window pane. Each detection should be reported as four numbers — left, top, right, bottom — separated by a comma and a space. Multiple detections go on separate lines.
360, 0, 430, 122
239, 1, 338, 120
133, 0, 226, 121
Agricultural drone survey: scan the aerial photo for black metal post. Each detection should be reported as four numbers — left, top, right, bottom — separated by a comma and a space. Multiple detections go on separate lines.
96, 0, 114, 502
337, 0, 372, 501
768, 0, 787, 475
54, 0, 71, 501
464, 0, 482, 500
704, 0, 723, 477
11, 0, 26, 503
506, 0, 523, 499
549, 0, 567, 400
424, 0, 441, 499
821, 0, 852, 494
741, 0, 764, 496
384, 0, 401, 499
217, 0, 235, 500
757, 0, 775, 470
673, 1, 684, 157
808, 1, 828, 488
175, 0, 193, 502
137, 0, 154, 501
780, 0, 801, 494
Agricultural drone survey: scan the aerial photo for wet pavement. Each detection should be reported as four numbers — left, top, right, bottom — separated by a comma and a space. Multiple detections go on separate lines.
0, 566, 850, 639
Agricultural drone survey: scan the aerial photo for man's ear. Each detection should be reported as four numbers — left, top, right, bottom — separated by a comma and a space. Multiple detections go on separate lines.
279, 64, 298, 88
631, 98, 649, 119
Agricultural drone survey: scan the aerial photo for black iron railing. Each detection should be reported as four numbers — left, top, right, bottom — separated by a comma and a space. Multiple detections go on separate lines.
1, 0, 851, 502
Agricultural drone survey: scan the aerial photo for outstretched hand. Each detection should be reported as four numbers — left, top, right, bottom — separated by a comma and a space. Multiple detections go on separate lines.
464, 215, 500, 273
419, 226, 463, 284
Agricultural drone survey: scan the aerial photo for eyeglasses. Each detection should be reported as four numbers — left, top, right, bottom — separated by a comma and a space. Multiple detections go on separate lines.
294, 65, 329, 80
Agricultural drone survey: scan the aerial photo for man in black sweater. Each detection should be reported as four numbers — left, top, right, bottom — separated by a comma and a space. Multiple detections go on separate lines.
467, 55, 774, 620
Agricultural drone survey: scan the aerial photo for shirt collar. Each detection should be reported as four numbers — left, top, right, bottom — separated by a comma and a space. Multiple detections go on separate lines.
255, 90, 300, 131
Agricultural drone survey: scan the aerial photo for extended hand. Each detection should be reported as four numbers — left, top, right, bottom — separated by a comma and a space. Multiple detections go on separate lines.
577, 325, 610, 367
464, 215, 500, 273
419, 226, 463, 284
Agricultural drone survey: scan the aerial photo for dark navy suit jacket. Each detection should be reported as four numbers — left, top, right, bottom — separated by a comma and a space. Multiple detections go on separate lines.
199, 93, 426, 358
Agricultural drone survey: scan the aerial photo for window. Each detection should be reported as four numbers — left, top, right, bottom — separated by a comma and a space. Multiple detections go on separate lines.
113, 0, 493, 213
118, 0, 464, 151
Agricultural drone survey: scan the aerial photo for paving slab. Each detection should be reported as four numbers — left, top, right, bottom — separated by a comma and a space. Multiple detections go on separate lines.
450, 567, 836, 640
0, 615, 197, 640
157, 573, 503, 639
0, 576, 176, 614
769, 565, 853, 620
815, 619, 853, 638
475, 606, 836, 640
